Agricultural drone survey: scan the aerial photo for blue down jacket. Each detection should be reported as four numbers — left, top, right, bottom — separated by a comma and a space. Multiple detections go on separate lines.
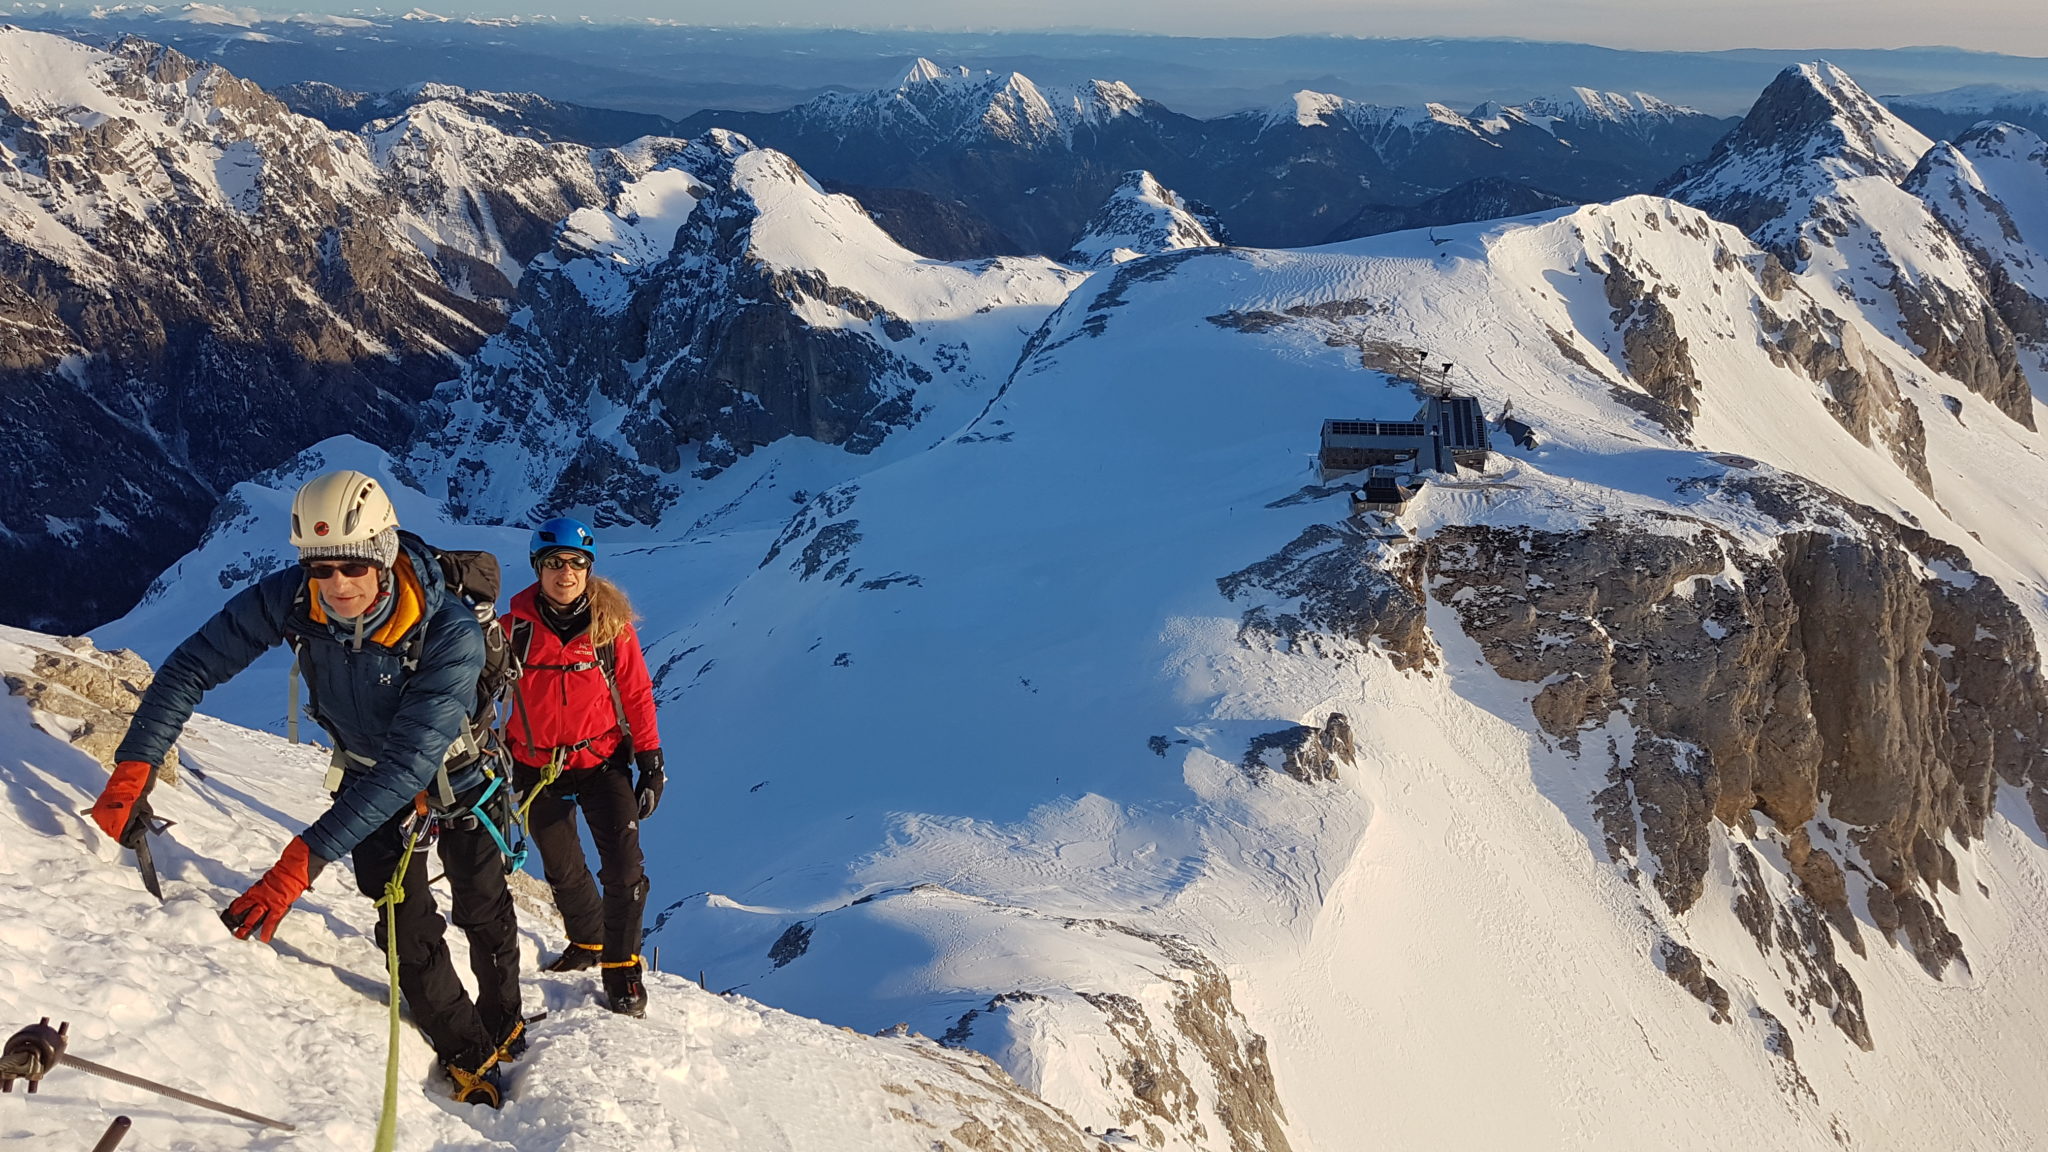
117, 534, 486, 863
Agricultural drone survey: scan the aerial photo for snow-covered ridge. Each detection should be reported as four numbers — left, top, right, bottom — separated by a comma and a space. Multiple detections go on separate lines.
0, 625, 1101, 1152
1062, 169, 1224, 267
790, 56, 1148, 149
1257, 85, 1700, 138
1887, 84, 2048, 116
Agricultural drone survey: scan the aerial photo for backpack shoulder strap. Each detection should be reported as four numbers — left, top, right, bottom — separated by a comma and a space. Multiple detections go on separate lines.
595, 638, 631, 747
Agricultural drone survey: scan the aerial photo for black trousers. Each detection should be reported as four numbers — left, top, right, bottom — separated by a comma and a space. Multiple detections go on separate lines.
351, 790, 522, 1068
514, 752, 648, 963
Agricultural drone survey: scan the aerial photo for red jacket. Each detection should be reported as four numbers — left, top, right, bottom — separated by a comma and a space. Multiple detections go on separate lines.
502, 585, 662, 770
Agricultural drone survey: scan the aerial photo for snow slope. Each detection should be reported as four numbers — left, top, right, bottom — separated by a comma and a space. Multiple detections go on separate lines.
102, 190, 2048, 1151
61, 51, 2048, 1152
0, 625, 1099, 1151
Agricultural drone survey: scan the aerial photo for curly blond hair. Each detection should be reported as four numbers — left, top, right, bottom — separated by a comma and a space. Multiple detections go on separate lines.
585, 575, 639, 646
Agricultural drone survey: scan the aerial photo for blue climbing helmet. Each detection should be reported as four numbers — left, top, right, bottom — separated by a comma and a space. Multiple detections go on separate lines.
530, 516, 597, 565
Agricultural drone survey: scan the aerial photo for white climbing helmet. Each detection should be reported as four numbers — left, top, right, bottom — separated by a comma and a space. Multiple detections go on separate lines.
290, 470, 399, 551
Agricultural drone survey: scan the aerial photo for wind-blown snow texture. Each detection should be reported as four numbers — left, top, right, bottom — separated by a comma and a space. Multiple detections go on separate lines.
18, 44, 2048, 1152
0, 629, 1097, 1152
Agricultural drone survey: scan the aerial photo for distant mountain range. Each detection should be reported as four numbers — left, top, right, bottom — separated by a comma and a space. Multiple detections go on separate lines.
6, 18, 2048, 634
10, 6, 2048, 117
277, 62, 1736, 254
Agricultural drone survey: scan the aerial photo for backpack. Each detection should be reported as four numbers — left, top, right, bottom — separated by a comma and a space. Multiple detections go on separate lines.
430, 545, 520, 733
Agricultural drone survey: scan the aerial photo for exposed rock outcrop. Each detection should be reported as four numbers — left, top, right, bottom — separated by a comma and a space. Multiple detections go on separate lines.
1600, 255, 1700, 435
1242, 715, 1357, 784
1216, 521, 1435, 673
413, 132, 1079, 526
4, 635, 180, 784
1758, 296, 1933, 493
1424, 483, 2048, 939
943, 920, 1291, 1152
1232, 470, 2048, 1044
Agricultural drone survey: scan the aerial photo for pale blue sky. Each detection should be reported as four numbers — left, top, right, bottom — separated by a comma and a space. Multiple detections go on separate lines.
401, 0, 2045, 55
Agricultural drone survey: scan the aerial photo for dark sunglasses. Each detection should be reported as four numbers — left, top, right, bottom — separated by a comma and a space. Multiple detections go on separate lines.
302, 561, 378, 580
538, 553, 592, 571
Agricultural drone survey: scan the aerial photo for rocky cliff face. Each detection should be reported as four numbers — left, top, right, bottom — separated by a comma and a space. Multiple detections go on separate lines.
406, 131, 1081, 527
0, 30, 616, 632
1228, 466, 2048, 1046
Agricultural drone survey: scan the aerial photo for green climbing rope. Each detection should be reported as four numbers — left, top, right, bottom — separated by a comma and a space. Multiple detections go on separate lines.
511, 749, 566, 840
372, 813, 426, 1152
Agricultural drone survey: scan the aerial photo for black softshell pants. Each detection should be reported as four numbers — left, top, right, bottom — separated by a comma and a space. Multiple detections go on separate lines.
514, 750, 648, 963
351, 787, 522, 1069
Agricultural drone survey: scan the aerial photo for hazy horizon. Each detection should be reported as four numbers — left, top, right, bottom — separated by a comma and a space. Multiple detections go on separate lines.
8, 0, 2047, 58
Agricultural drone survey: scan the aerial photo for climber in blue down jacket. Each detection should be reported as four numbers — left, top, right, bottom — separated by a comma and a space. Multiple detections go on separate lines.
91, 470, 521, 1107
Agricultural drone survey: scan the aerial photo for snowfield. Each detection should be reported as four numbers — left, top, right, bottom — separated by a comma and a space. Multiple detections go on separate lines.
0, 627, 1100, 1152
10, 43, 2048, 1152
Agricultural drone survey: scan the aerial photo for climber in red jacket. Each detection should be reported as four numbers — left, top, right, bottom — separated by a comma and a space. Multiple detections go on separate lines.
503, 516, 662, 1016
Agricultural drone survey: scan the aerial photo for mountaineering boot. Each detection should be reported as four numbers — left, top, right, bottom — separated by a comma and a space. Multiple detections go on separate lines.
491, 1016, 529, 1064
544, 942, 602, 973
444, 1054, 505, 1108
602, 958, 647, 1017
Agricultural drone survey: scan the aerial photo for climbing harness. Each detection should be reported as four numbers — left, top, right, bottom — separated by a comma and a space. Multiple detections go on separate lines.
457, 773, 527, 872
0, 1018, 293, 1131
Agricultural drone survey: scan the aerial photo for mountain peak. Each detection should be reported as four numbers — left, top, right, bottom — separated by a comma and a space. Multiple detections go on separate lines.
1731, 61, 1930, 181
1661, 60, 1933, 251
1061, 169, 1224, 267
898, 57, 959, 87
1287, 89, 1349, 127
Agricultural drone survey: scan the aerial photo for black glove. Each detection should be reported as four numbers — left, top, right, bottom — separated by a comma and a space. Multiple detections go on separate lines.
633, 749, 665, 819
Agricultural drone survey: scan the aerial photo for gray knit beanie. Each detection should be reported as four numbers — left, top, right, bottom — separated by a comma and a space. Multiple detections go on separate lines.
298, 524, 400, 570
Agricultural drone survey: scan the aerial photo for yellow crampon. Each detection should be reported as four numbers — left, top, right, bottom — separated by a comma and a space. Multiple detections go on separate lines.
445, 1061, 502, 1108
491, 1018, 526, 1066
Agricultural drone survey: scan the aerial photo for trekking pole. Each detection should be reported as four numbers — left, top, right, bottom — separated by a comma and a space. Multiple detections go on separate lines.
90, 1117, 132, 1152
0, 1019, 294, 1132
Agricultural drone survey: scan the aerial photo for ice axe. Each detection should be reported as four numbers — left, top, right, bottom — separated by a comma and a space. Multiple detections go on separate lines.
81, 803, 173, 902
0, 1018, 294, 1132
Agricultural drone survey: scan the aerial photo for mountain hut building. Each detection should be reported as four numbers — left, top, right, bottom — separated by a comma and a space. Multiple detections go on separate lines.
1319, 394, 1492, 485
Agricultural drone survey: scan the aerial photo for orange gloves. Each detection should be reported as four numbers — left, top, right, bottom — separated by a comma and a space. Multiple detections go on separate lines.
90, 760, 155, 840
224, 837, 322, 942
